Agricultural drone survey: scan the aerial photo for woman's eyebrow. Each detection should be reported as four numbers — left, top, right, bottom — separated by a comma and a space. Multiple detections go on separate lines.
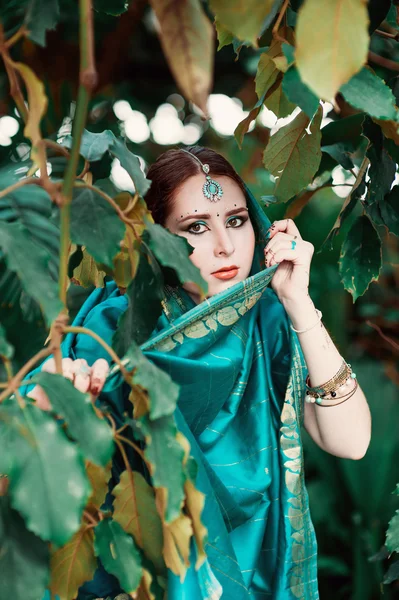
178, 206, 248, 223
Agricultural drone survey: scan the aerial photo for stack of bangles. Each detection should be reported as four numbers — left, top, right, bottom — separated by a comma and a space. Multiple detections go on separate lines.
290, 307, 358, 408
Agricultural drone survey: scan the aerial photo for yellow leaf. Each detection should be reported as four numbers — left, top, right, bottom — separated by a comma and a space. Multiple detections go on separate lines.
135, 568, 156, 600
184, 479, 208, 569
214, 17, 234, 51
162, 512, 193, 580
149, 0, 214, 115
112, 469, 166, 575
210, 0, 279, 47
12, 62, 48, 167
86, 460, 112, 512
129, 386, 150, 420
49, 526, 96, 600
72, 247, 106, 288
295, 0, 369, 100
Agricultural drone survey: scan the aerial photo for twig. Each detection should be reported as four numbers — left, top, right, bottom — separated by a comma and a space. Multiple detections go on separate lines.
0, 24, 28, 122
365, 320, 399, 353
0, 347, 53, 403
368, 50, 399, 72
116, 433, 145, 460
83, 510, 98, 526
4, 25, 28, 49
272, 0, 290, 43
374, 29, 399, 41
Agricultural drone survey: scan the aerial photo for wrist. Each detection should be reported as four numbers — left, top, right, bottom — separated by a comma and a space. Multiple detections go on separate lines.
281, 295, 318, 330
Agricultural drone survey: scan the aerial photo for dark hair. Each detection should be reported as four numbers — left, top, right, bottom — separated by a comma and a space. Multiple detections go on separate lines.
145, 145, 246, 226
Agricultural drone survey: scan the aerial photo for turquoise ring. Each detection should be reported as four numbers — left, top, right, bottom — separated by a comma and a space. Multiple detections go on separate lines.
291, 240, 297, 250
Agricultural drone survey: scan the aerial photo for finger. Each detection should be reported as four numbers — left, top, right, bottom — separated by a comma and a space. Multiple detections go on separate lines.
73, 359, 92, 393
267, 218, 302, 240
27, 385, 52, 411
61, 357, 75, 382
90, 358, 110, 395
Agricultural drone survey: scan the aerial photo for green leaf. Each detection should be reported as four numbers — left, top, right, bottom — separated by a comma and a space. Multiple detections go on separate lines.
234, 95, 264, 149
321, 143, 356, 170
0, 401, 90, 545
140, 414, 186, 522
255, 53, 279, 101
282, 66, 320, 119
49, 525, 97, 600
94, 0, 129, 15
321, 113, 365, 147
281, 43, 295, 66
94, 519, 143, 593
338, 215, 382, 301
295, 0, 369, 100
112, 469, 165, 575
320, 164, 367, 252
63, 129, 115, 162
0, 495, 50, 600
264, 80, 296, 118
379, 186, 399, 237
144, 222, 208, 297
383, 559, 399, 585
122, 340, 180, 420
0, 221, 63, 327
263, 106, 323, 202
109, 137, 152, 198
209, 0, 283, 46
29, 372, 114, 467
68, 185, 125, 269
112, 247, 164, 356
24, 0, 60, 47
386, 510, 399, 553
0, 323, 14, 359
340, 67, 398, 121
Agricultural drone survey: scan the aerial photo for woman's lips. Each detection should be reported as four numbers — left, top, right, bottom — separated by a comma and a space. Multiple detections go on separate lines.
212, 268, 239, 280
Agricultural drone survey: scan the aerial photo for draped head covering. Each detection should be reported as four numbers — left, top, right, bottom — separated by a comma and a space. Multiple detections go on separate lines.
24, 180, 319, 600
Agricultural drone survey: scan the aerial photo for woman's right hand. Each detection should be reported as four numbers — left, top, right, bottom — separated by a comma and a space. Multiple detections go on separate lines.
27, 357, 110, 411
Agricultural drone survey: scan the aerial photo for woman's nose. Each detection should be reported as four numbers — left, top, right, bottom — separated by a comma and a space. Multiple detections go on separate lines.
213, 227, 235, 256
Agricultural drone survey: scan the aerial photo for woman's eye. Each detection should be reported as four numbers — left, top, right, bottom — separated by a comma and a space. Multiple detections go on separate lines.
186, 222, 207, 234
228, 216, 245, 227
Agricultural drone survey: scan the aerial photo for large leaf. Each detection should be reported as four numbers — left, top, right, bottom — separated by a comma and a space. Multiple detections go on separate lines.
29, 371, 115, 467
49, 524, 97, 600
94, 519, 143, 593
68, 185, 125, 269
210, 0, 283, 46
112, 469, 165, 575
234, 94, 264, 149
295, 0, 369, 100
148, 0, 214, 115
282, 65, 320, 119
338, 215, 382, 301
0, 401, 90, 545
109, 137, 152, 198
0, 323, 14, 359
144, 222, 208, 298
72, 246, 106, 288
0, 221, 63, 327
379, 186, 399, 237
263, 106, 322, 202
63, 130, 151, 197
386, 511, 399, 554
140, 414, 186, 523
86, 460, 112, 512
0, 495, 50, 600
340, 67, 398, 121
24, 0, 60, 46
112, 246, 165, 356
121, 340, 180, 420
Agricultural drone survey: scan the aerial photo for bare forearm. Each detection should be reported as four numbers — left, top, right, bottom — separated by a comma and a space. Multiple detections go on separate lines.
281, 294, 371, 459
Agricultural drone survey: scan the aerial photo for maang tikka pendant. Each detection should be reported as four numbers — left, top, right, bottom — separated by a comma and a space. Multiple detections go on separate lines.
202, 163, 223, 202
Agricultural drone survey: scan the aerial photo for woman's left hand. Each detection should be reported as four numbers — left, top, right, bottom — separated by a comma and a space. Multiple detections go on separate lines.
264, 218, 314, 302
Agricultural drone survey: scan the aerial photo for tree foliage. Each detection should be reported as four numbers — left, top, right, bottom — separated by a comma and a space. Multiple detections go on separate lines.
0, 0, 398, 598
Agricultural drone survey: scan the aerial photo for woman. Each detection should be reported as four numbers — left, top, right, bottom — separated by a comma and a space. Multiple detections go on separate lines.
25, 146, 371, 599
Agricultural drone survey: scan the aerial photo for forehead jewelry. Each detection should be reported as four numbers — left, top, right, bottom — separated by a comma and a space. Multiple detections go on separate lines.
179, 148, 223, 202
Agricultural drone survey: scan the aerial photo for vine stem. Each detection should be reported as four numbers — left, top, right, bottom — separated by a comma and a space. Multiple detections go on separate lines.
0, 347, 53, 403
0, 23, 28, 122
83, 510, 98, 526
272, 0, 290, 43
0, 176, 41, 199
56, 0, 98, 375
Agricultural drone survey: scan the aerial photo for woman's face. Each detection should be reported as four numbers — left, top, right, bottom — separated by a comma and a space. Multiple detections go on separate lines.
164, 174, 256, 304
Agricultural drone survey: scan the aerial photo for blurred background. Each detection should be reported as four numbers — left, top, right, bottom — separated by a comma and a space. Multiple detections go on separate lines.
0, 1, 398, 598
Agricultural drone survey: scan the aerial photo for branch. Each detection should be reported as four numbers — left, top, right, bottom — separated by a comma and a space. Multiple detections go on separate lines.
368, 50, 399, 72
0, 24, 28, 122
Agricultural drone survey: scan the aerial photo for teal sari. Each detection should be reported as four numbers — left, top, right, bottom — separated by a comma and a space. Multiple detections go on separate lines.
22, 183, 319, 599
